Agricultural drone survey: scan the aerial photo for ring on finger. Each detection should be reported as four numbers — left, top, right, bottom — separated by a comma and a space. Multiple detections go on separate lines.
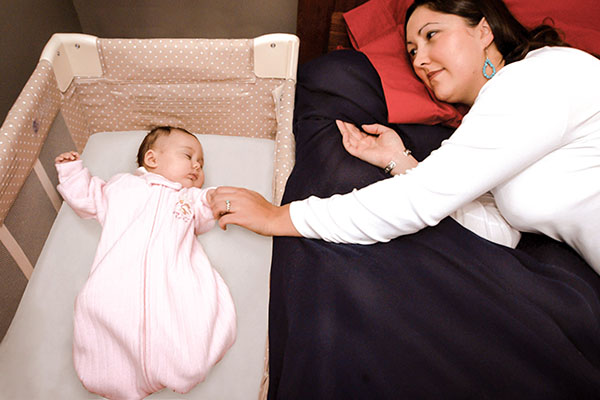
225, 199, 231, 213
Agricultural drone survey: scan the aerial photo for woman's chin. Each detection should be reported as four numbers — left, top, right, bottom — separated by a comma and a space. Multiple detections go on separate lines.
432, 88, 453, 103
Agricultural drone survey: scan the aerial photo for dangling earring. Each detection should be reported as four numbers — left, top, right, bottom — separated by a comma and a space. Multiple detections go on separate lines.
482, 55, 496, 79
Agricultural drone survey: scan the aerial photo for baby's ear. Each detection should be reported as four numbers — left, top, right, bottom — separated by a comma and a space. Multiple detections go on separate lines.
144, 150, 158, 168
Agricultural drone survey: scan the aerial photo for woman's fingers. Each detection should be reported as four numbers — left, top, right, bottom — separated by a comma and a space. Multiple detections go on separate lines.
337, 120, 357, 151
335, 119, 347, 134
338, 120, 393, 138
338, 120, 367, 140
362, 123, 394, 136
208, 186, 283, 235
337, 120, 371, 154
209, 186, 242, 217
209, 186, 267, 219
217, 211, 244, 231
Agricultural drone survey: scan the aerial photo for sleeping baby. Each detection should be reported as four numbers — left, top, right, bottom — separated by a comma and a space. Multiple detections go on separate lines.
55, 126, 236, 399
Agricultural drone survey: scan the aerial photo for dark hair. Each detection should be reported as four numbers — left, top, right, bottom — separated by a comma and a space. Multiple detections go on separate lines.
137, 126, 194, 167
405, 0, 569, 65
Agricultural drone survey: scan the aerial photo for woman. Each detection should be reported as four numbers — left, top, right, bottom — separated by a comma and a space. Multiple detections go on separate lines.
211, 0, 600, 397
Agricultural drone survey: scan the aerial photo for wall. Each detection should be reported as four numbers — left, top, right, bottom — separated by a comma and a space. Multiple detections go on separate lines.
0, 0, 82, 124
0, 0, 297, 341
73, 0, 297, 39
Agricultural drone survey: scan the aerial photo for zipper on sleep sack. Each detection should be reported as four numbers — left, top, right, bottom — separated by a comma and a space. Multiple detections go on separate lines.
140, 186, 163, 391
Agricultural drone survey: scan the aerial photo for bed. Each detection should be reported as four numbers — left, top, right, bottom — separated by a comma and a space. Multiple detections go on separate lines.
0, 32, 298, 399
268, 0, 600, 398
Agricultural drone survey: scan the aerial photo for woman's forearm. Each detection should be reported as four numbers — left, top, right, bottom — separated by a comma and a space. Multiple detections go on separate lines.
273, 203, 302, 237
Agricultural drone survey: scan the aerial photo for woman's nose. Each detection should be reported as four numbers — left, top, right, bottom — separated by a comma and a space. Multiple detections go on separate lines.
412, 47, 430, 68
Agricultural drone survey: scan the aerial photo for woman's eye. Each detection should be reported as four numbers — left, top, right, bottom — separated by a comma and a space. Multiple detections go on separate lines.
408, 48, 417, 57
426, 31, 437, 40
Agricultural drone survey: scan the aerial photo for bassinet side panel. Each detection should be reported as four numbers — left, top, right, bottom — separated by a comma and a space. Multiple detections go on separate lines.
62, 38, 279, 142
60, 37, 295, 202
272, 79, 296, 205
0, 59, 65, 340
0, 60, 61, 226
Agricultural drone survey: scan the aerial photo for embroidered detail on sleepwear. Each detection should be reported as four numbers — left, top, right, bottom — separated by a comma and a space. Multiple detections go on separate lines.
173, 196, 193, 222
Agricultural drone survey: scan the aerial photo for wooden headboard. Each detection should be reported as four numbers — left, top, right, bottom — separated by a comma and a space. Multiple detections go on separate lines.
296, 0, 369, 64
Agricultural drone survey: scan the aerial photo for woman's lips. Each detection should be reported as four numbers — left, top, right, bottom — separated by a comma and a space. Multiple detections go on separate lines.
427, 69, 442, 82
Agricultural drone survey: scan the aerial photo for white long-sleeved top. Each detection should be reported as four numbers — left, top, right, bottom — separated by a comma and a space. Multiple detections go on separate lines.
450, 191, 520, 248
290, 47, 600, 272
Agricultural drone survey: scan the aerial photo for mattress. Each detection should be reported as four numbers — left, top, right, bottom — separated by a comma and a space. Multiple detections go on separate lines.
0, 130, 275, 398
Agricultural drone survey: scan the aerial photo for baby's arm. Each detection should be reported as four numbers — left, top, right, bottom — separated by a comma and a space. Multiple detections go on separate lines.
56, 152, 107, 222
194, 188, 217, 235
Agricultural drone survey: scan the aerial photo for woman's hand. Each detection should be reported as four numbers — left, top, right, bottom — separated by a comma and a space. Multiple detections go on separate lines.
55, 151, 80, 164
336, 120, 418, 174
208, 186, 300, 237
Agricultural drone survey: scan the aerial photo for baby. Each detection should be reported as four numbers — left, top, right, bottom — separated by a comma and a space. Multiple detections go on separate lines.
56, 126, 236, 399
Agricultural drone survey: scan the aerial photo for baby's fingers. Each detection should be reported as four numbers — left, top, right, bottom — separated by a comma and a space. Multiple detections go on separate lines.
55, 151, 80, 163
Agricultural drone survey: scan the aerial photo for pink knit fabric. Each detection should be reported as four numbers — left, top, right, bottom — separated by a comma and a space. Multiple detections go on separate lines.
57, 160, 236, 399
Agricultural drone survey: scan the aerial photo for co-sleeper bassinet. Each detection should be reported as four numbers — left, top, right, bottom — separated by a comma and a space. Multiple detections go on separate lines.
0, 33, 299, 399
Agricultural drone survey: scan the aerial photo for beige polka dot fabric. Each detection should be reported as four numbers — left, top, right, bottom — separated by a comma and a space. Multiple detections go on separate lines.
100, 39, 255, 82
61, 38, 284, 143
272, 79, 296, 204
0, 37, 297, 223
0, 60, 61, 224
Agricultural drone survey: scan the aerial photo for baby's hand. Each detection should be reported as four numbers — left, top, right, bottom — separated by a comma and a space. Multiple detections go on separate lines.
206, 188, 216, 205
55, 151, 80, 164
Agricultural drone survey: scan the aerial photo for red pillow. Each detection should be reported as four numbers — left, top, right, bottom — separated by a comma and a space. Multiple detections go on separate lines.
344, 0, 600, 127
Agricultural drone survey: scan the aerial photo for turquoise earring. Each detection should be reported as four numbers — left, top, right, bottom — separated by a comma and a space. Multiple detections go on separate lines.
483, 57, 496, 79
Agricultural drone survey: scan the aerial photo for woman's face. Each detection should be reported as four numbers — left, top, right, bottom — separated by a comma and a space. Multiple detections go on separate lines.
406, 6, 491, 105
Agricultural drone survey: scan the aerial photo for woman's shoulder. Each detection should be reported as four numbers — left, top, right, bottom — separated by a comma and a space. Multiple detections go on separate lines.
484, 46, 599, 95
516, 46, 599, 71
528, 45, 596, 58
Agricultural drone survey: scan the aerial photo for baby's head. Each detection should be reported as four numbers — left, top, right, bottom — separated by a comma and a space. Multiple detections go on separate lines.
137, 126, 205, 188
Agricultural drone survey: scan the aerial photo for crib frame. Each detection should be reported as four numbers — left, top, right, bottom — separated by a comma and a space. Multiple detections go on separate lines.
0, 32, 299, 399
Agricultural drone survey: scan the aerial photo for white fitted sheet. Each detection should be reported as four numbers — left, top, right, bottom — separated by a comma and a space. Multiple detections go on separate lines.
0, 131, 274, 399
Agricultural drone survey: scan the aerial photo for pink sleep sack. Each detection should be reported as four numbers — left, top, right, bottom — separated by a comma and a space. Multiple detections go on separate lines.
56, 160, 237, 400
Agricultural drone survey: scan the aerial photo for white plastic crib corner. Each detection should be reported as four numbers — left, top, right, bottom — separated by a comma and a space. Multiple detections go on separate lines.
40, 33, 103, 92
253, 34, 300, 81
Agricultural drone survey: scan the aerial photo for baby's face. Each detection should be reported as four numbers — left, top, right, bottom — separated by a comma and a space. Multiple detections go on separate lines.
150, 130, 205, 188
